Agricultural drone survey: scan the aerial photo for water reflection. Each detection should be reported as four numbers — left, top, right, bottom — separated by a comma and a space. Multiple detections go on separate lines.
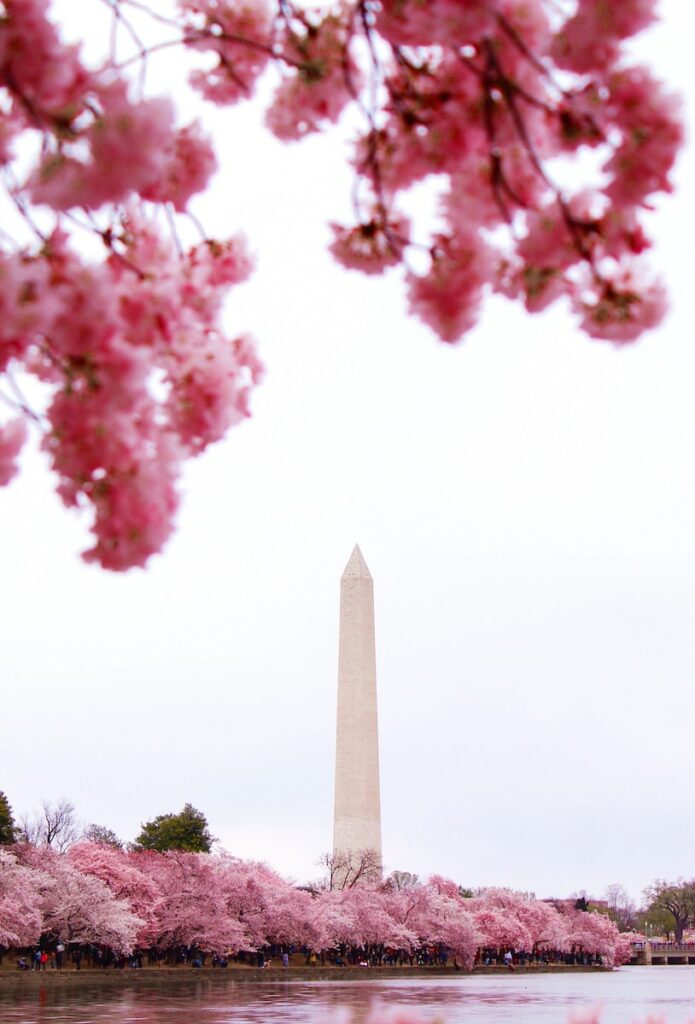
1, 968, 693, 1024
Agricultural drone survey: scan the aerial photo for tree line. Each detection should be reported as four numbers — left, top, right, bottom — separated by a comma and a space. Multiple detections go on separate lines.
2, 791, 691, 942
0, 792, 213, 855
2, 791, 692, 951
0, 789, 665, 968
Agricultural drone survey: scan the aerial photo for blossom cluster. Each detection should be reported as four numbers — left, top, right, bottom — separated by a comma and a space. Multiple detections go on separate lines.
0, 0, 682, 567
179, 0, 682, 343
0, 842, 632, 966
0, 0, 261, 568
0, 214, 261, 569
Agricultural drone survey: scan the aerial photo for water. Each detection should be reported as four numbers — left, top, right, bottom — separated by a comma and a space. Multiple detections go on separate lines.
1, 968, 694, 1024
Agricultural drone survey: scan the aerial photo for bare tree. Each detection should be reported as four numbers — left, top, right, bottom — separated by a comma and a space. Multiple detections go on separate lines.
82, 823, 123, 848
18, 799, 79, 852
314, 848, 381, 891
604, 883, 636, 931
383, 870, 420, 891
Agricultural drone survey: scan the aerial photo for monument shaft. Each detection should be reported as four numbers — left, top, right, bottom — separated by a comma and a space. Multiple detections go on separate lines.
333, 545, 382, 863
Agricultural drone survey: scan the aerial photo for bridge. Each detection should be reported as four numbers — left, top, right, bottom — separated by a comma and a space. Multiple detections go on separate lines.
631, 941, 695, 965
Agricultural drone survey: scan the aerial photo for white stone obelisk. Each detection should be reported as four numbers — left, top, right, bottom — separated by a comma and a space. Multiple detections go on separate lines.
333, 545, 382, 868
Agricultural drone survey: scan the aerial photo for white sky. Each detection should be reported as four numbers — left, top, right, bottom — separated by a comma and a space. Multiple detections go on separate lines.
1, 1, 694, 904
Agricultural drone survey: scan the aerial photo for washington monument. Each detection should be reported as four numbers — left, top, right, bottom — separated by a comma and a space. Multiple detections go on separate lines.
333, 545, 382, 868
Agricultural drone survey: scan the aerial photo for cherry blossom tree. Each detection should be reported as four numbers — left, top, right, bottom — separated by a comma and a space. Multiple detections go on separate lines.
471, 902, 533, 951
429, 902, 481, 969
340, 884, 399, 947
19, 845, 142, 952
214, 855, 312, 949
0, 0, 683, 570
414, 884, 481, 969
515, 894, 570, 953
0, 848, 43, 949
426, 874, 461, 899
308, 887, 368, 951
483, 888, 572, 952
315, 876, 481, 965
379, 882, 431, 949
67, 840, 160, 939
136, 849, 247, 953
562, 906, 625, 967
614, 929, 639, 966
1, 839, 633, 967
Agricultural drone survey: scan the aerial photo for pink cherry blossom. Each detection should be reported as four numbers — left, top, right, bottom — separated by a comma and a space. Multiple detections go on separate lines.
0, 0, 93, 116
603, 67, 683, 208
552, 0, 658, 74
18, 844, 141, 953
68, 841, 159, 940
376, 0, 495, 48
0, 0, 683, 567
0, 251, 57, 372
574, 268, 668, 344
356, 52, 484, 195
141, 122, 217, 212
329, 212, 409, 276
3, 840, 632, 969
139, 851, 247, 953
0, 106, 23, 166
265, 12, 362, 141
30, 82, 177, 211
443, 163, 507, 233
407, 235, 493, 343
0, 848, 43, 948
563, 907, 624, 967
427, 875, 461, 899
472, 903, 533, 951
0, 418, 27, 485
182, 0, 274, 106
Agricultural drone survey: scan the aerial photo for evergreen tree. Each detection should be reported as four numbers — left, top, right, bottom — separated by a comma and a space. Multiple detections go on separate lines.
0, 790, 17, 844
132, 804, 214, 853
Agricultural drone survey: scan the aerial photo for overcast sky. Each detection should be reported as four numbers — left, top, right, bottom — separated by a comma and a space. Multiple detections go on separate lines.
1, 1, 694, 904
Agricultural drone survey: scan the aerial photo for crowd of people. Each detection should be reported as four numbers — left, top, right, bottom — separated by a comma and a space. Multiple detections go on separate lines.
11, 940, 617, 974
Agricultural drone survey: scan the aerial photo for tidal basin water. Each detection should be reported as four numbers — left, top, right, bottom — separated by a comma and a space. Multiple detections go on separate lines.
1, 968, 694, 1024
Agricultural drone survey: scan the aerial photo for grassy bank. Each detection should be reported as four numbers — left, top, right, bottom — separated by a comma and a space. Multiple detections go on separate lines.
0, 963, 610, 988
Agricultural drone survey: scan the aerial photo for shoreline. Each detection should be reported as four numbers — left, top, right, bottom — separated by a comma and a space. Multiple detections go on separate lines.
0, 964, 610, 988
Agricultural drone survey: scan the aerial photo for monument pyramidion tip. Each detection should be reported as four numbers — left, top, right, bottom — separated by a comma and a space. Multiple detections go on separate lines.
342, 544, 372, 580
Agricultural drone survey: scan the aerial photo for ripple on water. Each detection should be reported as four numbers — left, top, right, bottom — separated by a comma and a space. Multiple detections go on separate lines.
1, 968, 694, 1024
